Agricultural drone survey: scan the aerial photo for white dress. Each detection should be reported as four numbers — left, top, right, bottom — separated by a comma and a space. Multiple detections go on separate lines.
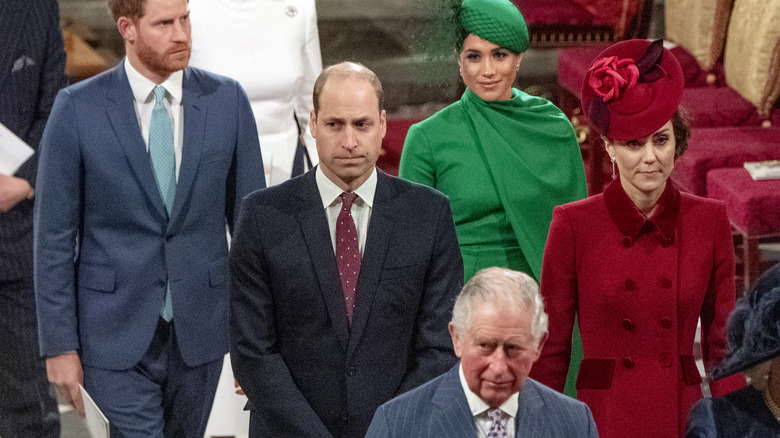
189, 0, 322, 186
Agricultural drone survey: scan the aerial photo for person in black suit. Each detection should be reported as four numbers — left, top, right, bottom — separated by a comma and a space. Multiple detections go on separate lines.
0, 0, 65, 436
230, 61, 464, 438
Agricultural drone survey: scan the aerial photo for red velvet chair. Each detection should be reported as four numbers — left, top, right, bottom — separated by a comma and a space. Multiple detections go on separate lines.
707, 168, 780, 291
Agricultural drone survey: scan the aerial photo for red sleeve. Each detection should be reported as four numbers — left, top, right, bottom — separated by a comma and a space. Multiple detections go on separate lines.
703, 202, 745, 395
530, 205, 578, 392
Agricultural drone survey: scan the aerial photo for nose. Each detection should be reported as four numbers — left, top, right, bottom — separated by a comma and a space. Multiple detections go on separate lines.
487, 348, 509, 375
342, 126, 358, 150
481, 57, 496, 77
640, 141, 657, 163
173, 20, 190, 42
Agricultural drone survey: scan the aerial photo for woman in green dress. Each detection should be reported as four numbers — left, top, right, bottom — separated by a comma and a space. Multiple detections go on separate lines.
399, 0, 587, 283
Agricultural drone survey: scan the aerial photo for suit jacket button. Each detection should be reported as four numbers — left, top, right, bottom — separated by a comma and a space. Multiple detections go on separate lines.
156, 279, 165, 288
624, 279, 636, 290
621, 319, 634, 331
623, 237, 633, 248
347, 366, 357, 376
622, 358, 635, 369
660, 317, 672, 329
660, 277, 672, 288
660, 355, 673, 367
341, 412, 349, 422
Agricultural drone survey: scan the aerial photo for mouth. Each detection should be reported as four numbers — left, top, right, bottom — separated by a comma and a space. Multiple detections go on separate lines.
479, 81, 501, 88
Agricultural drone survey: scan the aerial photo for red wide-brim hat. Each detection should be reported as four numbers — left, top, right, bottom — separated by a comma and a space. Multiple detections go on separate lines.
581, 39, 684, 141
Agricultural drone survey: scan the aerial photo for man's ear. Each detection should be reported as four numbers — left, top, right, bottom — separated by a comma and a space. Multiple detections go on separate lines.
117, 16, 136, 43
309, 110, 317, 138
448, 322, 463, 359
532, 332, 549, 362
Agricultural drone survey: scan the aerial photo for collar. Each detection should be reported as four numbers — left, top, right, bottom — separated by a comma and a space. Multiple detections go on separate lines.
458, 363, 518, 420
315, 166, 377, 209
603, 178, 680, 243
124, 57, 183, 105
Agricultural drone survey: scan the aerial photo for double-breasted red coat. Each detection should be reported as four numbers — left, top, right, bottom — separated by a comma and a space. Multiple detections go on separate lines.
530, 180, 744, 438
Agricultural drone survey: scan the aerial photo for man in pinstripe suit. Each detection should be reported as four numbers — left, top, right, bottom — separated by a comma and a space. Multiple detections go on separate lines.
0, 0, 66, 436
366, 268, 599, 438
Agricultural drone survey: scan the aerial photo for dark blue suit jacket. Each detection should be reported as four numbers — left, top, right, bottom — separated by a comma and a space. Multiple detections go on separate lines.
229, 169, 463, 438
366, 364, 600, 437
34, 61, 265, 370
0, 0, 65, 282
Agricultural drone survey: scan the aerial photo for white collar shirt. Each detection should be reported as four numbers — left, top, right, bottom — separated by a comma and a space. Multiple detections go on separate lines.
459, 363, 518, 437
124, 57, 184, 179
315, 166, 376, 256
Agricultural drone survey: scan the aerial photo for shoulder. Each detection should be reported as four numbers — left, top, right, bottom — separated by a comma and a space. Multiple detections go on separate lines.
679, 190, 726, 213
524, 378, 588, 411
184, 66, 245, 95
412, 101, 467, 131
554, 193, 604, 216
380, 172, 450, 206
377, 370, 448, 413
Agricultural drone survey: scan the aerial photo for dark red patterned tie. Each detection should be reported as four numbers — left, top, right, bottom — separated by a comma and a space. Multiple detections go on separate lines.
336, 192, 361, 323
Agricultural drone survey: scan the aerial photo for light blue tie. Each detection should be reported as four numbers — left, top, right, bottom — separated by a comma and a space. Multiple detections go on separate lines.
149, 85, 175, 321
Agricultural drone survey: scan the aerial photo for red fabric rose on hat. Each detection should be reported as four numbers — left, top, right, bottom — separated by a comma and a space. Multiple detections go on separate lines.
588, 56, 640, 102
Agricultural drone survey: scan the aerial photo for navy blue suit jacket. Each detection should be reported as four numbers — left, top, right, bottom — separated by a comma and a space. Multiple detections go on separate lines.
230, 169, 463, 438
366, 364, 600, 438
34, 61, 265, 369
0, 0, 65, 281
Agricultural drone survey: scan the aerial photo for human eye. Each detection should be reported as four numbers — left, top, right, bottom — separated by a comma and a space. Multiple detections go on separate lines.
493, 50, 509, 60
654, 135, 669, 146
625, 140, 642, 149
465, 53, 480, 62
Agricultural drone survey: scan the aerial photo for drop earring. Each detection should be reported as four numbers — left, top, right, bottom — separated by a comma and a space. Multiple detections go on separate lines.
611, 156, 617, 179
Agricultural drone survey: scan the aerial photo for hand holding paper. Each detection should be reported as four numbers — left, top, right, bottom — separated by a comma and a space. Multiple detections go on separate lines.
46, 352, 85, 417
0, 122, 34, 176
0, 174, 32, 212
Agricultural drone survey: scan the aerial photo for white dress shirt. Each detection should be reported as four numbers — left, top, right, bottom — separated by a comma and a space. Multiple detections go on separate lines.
459, 364, 518, 437
315, 166, 376, 256
124, 57, 184, 179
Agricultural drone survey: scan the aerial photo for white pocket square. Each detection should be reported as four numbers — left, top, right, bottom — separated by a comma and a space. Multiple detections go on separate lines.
12, 55, 36, 73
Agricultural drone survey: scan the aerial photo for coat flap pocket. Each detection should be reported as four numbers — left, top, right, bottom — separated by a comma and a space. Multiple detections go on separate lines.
78, 263, 116, 292
575, 358, 616, 390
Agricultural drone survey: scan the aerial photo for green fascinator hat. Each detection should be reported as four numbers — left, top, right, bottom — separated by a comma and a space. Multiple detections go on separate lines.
459, 0, 529, 54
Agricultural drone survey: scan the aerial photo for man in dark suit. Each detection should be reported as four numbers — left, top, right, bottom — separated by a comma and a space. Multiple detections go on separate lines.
33, 0, 264, 436
0, 0, 65, 436
230, 61, 463, 438
365, 267, 599, 438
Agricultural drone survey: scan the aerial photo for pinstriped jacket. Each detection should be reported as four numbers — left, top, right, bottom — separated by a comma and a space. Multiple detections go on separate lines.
366, 364, 599, 437
0, 0, 66, 281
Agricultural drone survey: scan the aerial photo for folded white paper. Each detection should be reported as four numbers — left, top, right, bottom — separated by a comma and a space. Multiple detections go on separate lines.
744, 160, 780, 181
0, 122, 34, 175
80, 385, 110, 438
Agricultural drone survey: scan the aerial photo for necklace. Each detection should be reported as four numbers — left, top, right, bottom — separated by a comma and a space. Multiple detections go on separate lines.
763, 386, 780, 424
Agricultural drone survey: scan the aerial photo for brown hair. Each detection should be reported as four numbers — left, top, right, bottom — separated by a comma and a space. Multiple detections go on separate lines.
108, 0, 146, 22
671, 109, 691, 159
312, 62, 384, 115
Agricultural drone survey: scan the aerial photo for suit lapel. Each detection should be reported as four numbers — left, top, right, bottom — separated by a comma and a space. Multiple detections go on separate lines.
106, 62, 167, 220
347, 171, 398, 356
169, 68, 205, 228
431, 365, 479, 436
0, 1, 27, 96
514, 380, 551, 438
296, 172, 350, 351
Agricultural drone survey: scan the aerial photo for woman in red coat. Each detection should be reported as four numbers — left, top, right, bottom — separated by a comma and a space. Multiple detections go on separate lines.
530, 39, 744, 438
